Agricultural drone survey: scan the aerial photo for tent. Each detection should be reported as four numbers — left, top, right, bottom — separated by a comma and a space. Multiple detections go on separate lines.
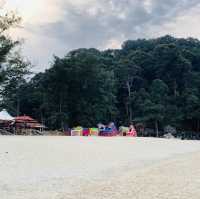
89, 128, 99, 136
0, 109, 14, 122
119, 126, 129, 136
119, 126, 137, 137
82, 128, 90, 136
98, 123, 118, 137
71, 126, 83, 136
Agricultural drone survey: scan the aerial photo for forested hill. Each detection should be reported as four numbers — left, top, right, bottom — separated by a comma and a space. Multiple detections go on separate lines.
2, 35, 200, 133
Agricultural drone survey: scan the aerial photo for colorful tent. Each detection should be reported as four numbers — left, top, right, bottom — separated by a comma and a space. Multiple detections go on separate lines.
82, 128, 90, 136
89, 128, 99, 136
99, 123, 118, 137
71, 126, 83, 136
119, 126, 137, 137
119, 126, 129, 136
0, 109, 14, 122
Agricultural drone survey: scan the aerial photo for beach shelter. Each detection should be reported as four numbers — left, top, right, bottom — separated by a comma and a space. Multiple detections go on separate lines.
15, 115, 45, 129
0, 109, 14, 122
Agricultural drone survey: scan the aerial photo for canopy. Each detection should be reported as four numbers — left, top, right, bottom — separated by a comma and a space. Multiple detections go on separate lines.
0, 109, 14, 121
15, 115, 36, 122
15, 115, 46, 129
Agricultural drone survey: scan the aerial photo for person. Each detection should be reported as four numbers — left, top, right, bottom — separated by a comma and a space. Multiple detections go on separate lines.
128, 125, 137, 137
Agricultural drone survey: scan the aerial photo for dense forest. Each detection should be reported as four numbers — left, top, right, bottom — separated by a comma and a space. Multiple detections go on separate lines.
1, 13, 200, 136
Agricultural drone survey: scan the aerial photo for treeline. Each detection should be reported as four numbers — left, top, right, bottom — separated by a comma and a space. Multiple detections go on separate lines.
1, 34, 200, 135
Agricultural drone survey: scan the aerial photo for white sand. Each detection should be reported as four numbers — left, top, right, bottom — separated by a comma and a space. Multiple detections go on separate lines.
0, 137, 200, 199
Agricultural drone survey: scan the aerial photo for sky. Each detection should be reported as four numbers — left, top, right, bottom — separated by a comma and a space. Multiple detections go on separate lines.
2, 0, 200, 72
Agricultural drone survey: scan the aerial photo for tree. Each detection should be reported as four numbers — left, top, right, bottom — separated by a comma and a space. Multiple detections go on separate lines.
142, 80, 169, 137
0, 11, 21, 34
115, 54, 142, 124
1, 53, 30, 115
154, 44, 191, 97
0, 9, 30, 116
4, 35, 200, 136
56, 49, 117, 127
16, 49, 117, 129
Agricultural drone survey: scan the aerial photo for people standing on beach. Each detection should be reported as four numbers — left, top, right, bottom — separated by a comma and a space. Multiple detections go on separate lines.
128, 125, 137, 137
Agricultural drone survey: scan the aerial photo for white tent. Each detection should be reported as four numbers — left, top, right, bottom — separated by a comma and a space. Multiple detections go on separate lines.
0, 109, 14, 121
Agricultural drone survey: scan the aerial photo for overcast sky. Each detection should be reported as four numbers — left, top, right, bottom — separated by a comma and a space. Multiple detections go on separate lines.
2, 0, 200, 71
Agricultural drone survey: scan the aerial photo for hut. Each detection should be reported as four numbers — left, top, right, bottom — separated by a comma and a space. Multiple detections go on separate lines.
15, 115, 45, 131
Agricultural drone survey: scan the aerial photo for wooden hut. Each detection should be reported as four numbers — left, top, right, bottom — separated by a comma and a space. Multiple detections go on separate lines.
15, 115, 45, 134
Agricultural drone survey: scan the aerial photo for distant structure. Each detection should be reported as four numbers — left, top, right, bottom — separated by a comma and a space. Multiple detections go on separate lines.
15, 115, 45, 131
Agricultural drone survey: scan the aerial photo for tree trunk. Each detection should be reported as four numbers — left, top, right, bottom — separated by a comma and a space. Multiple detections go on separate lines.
155, 120, 159, 137
197, 119, 200, 132
59, 93, 64, 131
125, 102, 129, 121
16, 97, 20, 116
40, 111, 44, 130
126, 81, 132, 123
173, 80, 177, 97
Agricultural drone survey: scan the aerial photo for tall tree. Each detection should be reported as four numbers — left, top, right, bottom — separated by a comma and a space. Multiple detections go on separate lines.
0, 9, 30, 115
140, 80, 169, 137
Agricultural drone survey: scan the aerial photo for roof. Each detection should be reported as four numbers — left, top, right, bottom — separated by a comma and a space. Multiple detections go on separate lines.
15, 115, 46, 129
0, 109, 14, 121
15, 115, 36, 122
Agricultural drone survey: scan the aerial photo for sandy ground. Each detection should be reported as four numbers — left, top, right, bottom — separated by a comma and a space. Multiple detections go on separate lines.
0, 137, 200, 199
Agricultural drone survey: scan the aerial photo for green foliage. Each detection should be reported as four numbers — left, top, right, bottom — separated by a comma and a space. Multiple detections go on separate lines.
0, 10, 31, 116
14, 49, 117, 129
0, 11, 21, 34
3, 35, 200, 134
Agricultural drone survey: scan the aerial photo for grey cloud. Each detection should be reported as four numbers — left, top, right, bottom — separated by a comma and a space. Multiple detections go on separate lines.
22, 0, 200, 70
40, 0, 200, 43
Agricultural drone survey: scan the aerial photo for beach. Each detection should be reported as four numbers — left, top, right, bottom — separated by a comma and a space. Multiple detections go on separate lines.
0, 137, 200, 199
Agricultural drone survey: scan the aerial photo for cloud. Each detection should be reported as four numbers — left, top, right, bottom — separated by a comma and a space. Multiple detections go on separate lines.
0, 0, 6, 7
4, 0, 200, 71
156, 4, 200, 38
34, 0, 200, 48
